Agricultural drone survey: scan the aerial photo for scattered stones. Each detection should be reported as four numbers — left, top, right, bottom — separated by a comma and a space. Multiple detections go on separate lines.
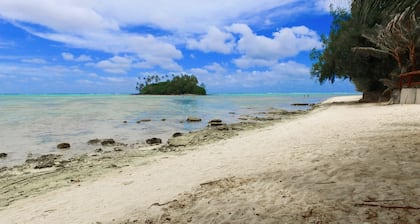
57, 143, 71, 149
187, 116, 202, 122
146, 138, 162, 145
25, 154, 62, 169
208, 119, 224, 127
88, 138, 117, 146
101, 139, 116, 146
172, 132, 183, 138
136, 119, 152, 123
0, 153, 7, 158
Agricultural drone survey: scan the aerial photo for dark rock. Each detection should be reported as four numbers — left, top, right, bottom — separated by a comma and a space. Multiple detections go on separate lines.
0, 153, 7, 158
88, 139, 102, 145
136, 119, 152, 123
57, 143, 71, 149
146, 138, 162, 145
172, 132, 183, 138
123, 120, 128, 123
101, 139, 116, 146
208, 119, 224, 127
114, 147, 123, 152
95, 148, 103, 153
291, 103, 315, 106
187, 116, 202, 122
161, 118, 166, 121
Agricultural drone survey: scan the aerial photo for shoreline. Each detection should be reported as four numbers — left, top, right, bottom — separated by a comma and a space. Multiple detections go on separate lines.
0, 93, 335, 167
1, 95, 419, 223
0, 104, 309, 209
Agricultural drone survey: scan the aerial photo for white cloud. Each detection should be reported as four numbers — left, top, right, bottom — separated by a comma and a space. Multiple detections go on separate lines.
62, 52, 92, 62
228, 24, 322, 68
21, 58, 47, 64
62, 52, 74, 61
187, 27, 235, 54
0, 0, 326, 72
199, 60, 310, 90
204, 63, 227, 73
95, 56, 133, 74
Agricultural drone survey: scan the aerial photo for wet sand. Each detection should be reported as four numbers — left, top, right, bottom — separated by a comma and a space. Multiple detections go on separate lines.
1, 95, 419, 224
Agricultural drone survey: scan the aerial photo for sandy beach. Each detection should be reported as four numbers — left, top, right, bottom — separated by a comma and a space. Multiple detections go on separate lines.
1, 95, 419, 224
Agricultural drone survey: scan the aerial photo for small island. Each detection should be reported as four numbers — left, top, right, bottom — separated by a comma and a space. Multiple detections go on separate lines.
136, 74, 206, 95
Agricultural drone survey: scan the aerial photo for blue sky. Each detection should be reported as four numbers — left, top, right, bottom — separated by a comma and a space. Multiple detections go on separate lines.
0, 0, 355, 94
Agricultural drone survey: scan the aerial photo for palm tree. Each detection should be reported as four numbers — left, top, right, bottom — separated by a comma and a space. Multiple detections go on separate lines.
352, 0, 420, 72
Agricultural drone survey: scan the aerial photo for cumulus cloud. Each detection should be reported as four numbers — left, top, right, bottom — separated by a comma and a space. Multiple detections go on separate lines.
187, 27, 235, 54
227, 24, 322, 68
199, 60, 310, 91
95, 56, 133, 74
62, 52, 92, 62
0, 0, 327, 72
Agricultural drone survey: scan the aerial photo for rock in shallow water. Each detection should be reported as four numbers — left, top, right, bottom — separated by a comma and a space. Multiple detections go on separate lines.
101, 139, 116, 146
208, 119, 224, 127
0, 153, 7, 158
146, 138, 162, 145
187, 116, 202, 122
57, 143, 71, 149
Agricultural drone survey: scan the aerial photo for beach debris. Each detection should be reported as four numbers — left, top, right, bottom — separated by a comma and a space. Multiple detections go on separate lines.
57, 143, 71, 149
136, 119, 152, 123
0, 152, 7, 158
208, 119, 224, 127
146, 137, 162, 145
172, 132, 183, 138
186, 116, 202, 122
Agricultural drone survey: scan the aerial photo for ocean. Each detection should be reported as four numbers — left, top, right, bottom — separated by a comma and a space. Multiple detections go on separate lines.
0, 93, 354, 166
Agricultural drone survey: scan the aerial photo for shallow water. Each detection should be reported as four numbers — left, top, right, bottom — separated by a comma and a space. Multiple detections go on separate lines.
0, 93, 353, 166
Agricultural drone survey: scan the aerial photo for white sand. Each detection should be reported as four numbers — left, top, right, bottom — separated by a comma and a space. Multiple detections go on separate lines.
1, 96, 419, 223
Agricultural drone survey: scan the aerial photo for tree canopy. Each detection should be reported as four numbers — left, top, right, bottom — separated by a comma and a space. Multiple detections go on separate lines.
136, 74, 206, 95
311, 0, 420, 100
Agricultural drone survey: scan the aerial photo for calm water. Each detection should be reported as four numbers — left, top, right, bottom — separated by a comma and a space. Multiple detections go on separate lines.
0, 93, 354, 166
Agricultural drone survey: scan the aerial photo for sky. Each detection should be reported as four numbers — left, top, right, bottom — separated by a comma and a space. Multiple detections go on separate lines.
0, 0, 355, 94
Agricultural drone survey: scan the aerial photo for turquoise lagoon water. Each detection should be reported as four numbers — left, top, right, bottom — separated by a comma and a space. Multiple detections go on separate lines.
0, 93, 355, 166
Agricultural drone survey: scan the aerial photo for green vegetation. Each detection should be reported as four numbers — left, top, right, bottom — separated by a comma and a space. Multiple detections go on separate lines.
311, 0, 420, 101
136, 74, 206, 95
